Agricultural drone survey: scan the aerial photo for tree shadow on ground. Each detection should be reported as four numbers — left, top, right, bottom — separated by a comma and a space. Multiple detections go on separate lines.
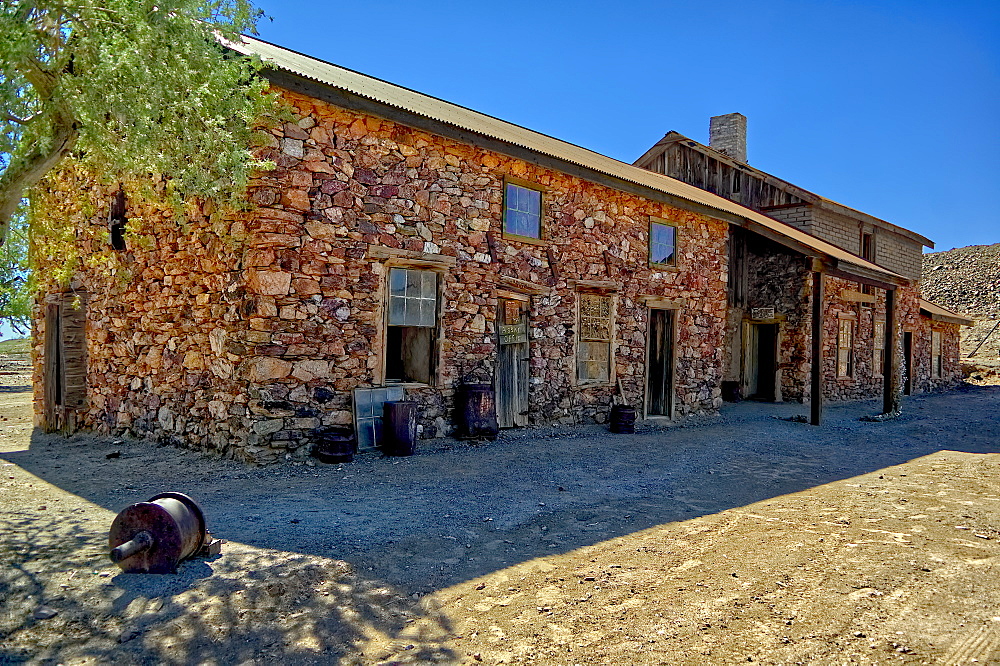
0, 508, 455, 664
2, 385, 999, 652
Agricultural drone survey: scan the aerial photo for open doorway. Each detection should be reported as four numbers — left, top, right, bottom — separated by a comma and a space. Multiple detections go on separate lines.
646, 308, 674, 417
742, 321, 779, 401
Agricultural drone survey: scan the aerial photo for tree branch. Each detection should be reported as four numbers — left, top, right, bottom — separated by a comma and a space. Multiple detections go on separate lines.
0, 117, 79, 241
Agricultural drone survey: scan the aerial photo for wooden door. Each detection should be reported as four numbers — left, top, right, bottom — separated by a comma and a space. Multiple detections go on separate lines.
43, 294, 88, 433
646, 308, 674, 417
496, 299, 529, 428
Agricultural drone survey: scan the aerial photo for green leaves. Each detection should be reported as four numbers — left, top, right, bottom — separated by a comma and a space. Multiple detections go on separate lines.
0, 0, 277, 233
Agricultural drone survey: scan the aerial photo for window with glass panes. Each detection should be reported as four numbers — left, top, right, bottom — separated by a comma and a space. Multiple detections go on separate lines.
650, 219, 676, 266
386, 268, 438, 384
577, 293, 612, 383
873, 320, 885, 376
503, 182, 542, 239
837, 318, 854, 377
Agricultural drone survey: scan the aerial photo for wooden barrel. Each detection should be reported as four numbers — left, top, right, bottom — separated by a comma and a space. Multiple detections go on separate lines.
311, 427, 356, 464
455, 384, 499, 440
609, 404, 636, 434
383, 401, 418, 456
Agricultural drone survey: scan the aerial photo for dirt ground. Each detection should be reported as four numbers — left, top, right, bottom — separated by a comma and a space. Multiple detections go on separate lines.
2, 378, 1000, 665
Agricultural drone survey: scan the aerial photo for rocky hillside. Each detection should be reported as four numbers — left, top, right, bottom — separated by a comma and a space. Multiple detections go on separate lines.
922, 243, 1000, 318
922, 243, 1000, 366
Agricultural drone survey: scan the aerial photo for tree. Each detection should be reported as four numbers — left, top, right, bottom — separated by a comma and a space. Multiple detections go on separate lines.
0, 206, 31, 334
0, 0, 276, 239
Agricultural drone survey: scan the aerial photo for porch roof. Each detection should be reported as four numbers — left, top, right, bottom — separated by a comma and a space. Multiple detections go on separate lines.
919, 299, 976, 326
227, 35, 908, 287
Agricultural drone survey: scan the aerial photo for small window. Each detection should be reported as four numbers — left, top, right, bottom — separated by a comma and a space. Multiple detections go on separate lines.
386, 268, 438, 384
873, 320, 885, 376
503, 182, 542, 239
837, 318, 854, 378
650, 219, 677, 267
861, 232, 874, 262
931, 330, 942, 379
110, 189, 127, 251
577, 293, 612, 384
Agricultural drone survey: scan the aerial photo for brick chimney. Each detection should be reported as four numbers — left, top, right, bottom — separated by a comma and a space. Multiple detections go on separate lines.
709, 113, 747, 163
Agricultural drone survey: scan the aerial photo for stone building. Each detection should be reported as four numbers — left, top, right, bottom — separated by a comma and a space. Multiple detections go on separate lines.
32, 37, 969, 463
635, 114, 971, 404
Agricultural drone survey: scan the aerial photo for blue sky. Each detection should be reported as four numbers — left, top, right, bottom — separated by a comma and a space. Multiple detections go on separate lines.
3, 1, 996, 341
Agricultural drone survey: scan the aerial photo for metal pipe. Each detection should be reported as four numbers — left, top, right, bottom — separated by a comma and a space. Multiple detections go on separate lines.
109, 530, 154, 563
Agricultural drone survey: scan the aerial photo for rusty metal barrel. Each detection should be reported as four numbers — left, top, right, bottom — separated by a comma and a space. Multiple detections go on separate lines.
455, 383, 499, 440
609, 404, 636, 434
108, 492, 207, 574
382, 400, 418, 456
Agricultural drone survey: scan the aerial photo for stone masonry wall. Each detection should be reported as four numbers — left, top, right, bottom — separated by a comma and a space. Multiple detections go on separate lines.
34, 87, 731, 463
236, 88, 730, 456
724, 234, 811, 401
32, 167, 258, 459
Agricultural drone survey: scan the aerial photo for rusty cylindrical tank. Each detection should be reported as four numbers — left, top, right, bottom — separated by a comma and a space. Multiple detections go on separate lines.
383, 400, 418, 456
108, 492, 207, 574
455, 383, 499, 440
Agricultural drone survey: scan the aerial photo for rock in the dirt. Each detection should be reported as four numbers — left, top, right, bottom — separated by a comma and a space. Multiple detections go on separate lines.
33, 606, 58, 620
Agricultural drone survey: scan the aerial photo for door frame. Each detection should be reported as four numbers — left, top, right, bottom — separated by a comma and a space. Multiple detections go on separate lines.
495, 293, 531, 428
902, 330, 914, 396
644, 305, 678, 420
740, 315, 784, 402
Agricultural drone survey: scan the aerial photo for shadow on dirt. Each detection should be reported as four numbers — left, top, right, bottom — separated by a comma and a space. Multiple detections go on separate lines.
0, 508, 455, 664
4, 386, 1000, 600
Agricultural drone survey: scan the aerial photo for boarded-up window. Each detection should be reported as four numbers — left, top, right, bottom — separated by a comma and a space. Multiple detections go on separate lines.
577, 293, 612, 384
873, 320, 885, 376
386, 268, 438, 384
837, 317, 854, 378
931, 330, 942, 379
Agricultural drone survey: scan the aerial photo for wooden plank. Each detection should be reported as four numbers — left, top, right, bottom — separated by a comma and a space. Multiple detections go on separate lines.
497, 275, 550, 296
367, 244, 458, 266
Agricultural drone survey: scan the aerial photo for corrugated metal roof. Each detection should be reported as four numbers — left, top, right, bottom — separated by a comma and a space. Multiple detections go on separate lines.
228, 35, 905, 283
920, 298, 975, 326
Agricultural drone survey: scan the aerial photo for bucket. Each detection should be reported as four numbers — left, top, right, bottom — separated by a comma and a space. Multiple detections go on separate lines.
383, 400, 418, 456
455, 383, 499, 440
311, 427, 356, 464
609, 404, 636, 434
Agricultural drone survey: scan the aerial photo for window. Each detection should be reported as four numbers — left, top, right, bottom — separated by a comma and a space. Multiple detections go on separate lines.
837, 317, 854, 378
873, 320, 885, 376
110, 189, 127, 251
861, 232, 875, 261
650, 218, 677, 267
386, 268, 438, 384
577, 293, 612, 383
503, 182, 542, 239
931, 330, 942, 378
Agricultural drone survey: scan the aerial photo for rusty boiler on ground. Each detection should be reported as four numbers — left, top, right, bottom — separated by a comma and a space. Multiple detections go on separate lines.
108, 492, 220, 574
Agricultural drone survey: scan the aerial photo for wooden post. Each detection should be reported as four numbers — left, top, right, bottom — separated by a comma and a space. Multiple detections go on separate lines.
810, 270, 824, 426
882, 287, 901, 415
